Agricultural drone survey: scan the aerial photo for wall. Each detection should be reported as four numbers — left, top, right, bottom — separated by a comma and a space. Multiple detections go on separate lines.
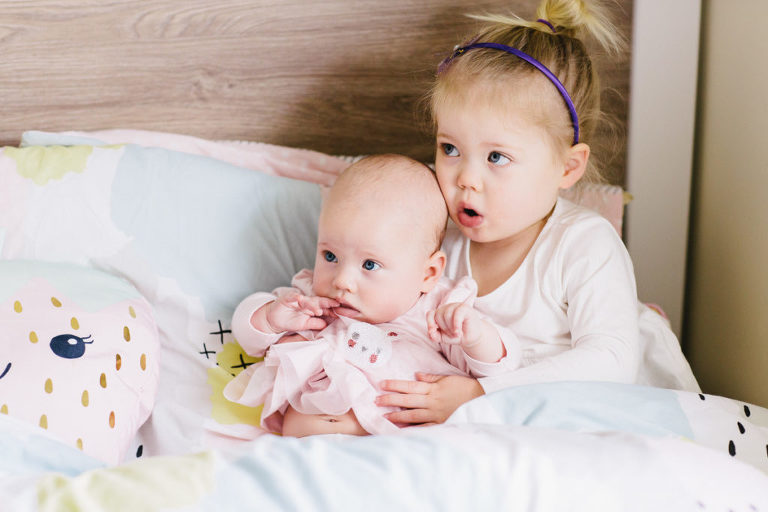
625, 0, 700, 338
686, 0, 768, 407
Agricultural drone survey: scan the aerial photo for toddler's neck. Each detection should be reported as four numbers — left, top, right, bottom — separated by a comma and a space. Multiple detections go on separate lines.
469, 216, 548, 296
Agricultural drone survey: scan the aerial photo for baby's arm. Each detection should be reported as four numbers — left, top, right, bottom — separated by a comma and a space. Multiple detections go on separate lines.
252, 290, 339, 334
232, 285, 337, 357
427, 302, 505, 363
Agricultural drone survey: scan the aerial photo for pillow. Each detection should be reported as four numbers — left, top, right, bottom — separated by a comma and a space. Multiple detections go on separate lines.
0, 139, 326, 456
0, 260, 159, 465
21, 130, 627, 236
0, 131, 628, 455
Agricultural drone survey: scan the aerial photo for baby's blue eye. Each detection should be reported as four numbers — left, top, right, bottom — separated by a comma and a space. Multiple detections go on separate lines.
362, 260, 381, 271
323, 250, 337, 263
488, 152, 511, 165
441, 143, 459, 157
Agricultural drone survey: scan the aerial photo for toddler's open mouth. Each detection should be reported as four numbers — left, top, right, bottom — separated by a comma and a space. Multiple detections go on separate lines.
458, 206, 483, 228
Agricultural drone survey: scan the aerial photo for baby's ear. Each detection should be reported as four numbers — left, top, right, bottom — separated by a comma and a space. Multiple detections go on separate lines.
421, 250, 446, 293
559, 142, 590, 189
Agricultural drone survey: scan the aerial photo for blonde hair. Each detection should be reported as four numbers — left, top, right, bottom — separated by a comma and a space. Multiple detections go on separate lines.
429, 0, 624, 184
328, 154, 448, 253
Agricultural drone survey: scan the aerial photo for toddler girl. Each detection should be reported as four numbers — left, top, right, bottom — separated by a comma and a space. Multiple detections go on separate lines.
377, 0, 700, 425
224, 154, 520, 436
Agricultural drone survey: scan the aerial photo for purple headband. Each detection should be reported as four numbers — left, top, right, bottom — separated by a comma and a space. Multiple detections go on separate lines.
438, 42, 580, 145
537, 19, 556, 32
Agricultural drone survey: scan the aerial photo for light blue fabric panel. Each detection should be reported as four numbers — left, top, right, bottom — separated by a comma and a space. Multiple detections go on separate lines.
450, 381, 695, 439
21, 130, 109, 147
0, 415, 103, 477
0, 260, 141, 312
109, 145, 322, 322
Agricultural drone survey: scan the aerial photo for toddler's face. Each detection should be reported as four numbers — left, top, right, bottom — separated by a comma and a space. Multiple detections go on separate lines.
434, 87, 567, 245
312, 197, 434, 324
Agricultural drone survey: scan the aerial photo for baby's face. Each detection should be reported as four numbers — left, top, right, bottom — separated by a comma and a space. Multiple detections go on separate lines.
312, 198, 435, 324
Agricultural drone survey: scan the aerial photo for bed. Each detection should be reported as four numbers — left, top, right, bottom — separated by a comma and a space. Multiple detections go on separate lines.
1, 1, 767, 510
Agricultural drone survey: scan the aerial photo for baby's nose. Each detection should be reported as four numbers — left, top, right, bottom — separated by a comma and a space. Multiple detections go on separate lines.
332, 267, 356, 293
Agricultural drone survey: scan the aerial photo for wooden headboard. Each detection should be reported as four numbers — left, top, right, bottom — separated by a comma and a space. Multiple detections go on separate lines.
1, 0, 631, 183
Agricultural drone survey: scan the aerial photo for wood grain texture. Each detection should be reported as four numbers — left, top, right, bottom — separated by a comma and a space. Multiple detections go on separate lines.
0, 0, 631, 182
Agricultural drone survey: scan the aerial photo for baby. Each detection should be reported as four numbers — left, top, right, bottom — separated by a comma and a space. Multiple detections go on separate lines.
224, 154, 520, 436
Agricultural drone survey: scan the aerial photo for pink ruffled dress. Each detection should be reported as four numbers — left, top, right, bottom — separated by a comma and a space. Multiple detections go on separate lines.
224, 270, 519, 435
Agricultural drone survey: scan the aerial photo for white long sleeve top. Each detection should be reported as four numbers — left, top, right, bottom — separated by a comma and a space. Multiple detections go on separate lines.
442, 198, 700, 393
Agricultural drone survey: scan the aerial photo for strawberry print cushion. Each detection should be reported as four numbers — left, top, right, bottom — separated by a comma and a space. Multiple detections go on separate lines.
0, 260, 159, 465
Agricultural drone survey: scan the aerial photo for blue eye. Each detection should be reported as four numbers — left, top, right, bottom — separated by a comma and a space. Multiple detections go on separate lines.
441, 143, 459, 157
362, 260, 381, 271
323, 250, 337, 263
488, 152, 511, 165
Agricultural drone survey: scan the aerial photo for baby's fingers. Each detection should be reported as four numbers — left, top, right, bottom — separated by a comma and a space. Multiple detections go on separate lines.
296, 295, 335, 316
315, 296, 340, 309
277, 291, 302, 310
304, 317, 329, 331
313, 296, 340, 317
428, 304, 453, 334
426, 310, 441, 343
451, 304, 473, 335
434, 304, 463, 343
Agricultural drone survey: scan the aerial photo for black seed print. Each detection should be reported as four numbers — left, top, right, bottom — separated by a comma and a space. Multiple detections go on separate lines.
699, 394, 706, 400
738, 422, 746, 434
744, 405, 751, 417
728, 440, 736, 456
136, 445, 144, 457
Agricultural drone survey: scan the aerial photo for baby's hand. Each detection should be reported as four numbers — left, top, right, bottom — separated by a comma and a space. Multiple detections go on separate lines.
426, 302, 484, 348
265, 291, 339, 333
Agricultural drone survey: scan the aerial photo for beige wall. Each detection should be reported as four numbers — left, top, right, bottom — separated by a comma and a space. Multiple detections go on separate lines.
686, 0, 768, 407
625, 0, 699, 338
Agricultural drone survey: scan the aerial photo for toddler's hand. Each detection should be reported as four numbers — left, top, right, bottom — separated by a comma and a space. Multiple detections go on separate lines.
427, 302, 484, 348
265, 291, 339, 333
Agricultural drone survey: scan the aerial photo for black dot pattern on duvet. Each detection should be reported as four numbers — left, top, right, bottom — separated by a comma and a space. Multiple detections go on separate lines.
696, 499, 761, 510
729, 440, 736, 456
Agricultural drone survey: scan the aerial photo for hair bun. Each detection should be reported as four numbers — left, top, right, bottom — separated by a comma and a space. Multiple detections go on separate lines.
536, 0, 624, 53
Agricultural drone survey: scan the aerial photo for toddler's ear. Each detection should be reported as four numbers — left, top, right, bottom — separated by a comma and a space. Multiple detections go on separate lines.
559, 142, 590, 189
421, 250, 447, 293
